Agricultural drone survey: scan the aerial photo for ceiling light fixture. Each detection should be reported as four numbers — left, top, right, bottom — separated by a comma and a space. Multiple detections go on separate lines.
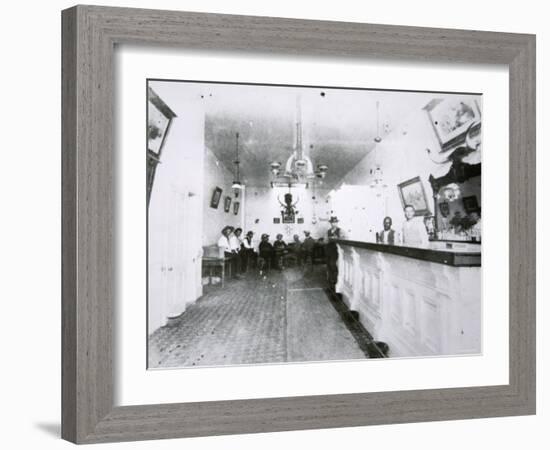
270, 95, 327, 187
370, 101, 387, 196
232, 132, 243, 193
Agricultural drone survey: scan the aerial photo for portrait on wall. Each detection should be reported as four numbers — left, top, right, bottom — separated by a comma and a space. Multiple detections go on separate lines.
424, 96, 481, 151
147, 87, 176, 206
147, 87, 174, 155
439, 201, 450, 217
210, 187, 223, 208
223, 196, 232, 213
233, 201, 240, 215
397, 176, 430, 216
462, 195, 479, 213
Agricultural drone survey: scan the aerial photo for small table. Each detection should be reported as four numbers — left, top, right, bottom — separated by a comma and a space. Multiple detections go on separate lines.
202, 255, 235, 287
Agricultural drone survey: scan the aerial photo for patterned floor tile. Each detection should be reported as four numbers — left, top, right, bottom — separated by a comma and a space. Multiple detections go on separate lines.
148, 265, 368, 368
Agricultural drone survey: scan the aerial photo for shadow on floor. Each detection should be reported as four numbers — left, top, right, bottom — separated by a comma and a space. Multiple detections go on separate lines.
34, 422, 60, 438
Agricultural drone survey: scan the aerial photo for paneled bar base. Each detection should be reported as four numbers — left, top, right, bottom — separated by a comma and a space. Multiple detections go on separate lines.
336, 240, 481, 358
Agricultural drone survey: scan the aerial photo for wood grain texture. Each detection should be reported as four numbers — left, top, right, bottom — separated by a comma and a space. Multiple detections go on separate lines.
61, 5, 536, 444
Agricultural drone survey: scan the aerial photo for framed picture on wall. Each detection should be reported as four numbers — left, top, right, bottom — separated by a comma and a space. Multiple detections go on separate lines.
233, 201, 240, 215
439, 201, 450, 217
397, 176, 430, 216
210, 186, 222, 208
224, 196, 232, 213
147, 87, 176, 206
462, 195, 480, 213
424, 96, 482, 151
273, 217, 281, 224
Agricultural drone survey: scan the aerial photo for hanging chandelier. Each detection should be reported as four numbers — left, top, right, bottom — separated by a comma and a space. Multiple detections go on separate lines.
231, 132, 243, 193
370, 101, 388, 196
270, 96, 327, 187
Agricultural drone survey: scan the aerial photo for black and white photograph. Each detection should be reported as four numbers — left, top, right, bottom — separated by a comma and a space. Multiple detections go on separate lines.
147, 80, 483, 369
3, 0, 544, 448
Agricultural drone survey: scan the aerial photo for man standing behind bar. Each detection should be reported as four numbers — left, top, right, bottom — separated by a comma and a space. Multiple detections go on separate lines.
376, 216, 396, 245
326, 216, 344, 289
401, 205, 429, 246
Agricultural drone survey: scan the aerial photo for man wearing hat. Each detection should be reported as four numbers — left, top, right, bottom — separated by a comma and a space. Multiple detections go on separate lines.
217, 226, 242, 279
217, 226, 234, 253
241, 230, 257, 271
326, 216, 345, 289
230, 228, 245, 274
301, 230, 315, 267
273, 233, 288, 270
258, 233, 274, 274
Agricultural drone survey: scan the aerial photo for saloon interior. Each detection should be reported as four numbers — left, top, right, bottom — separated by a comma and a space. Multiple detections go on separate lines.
147, 81, 482, 368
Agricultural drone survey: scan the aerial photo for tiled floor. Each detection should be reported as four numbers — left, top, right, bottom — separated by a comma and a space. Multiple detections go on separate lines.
148, 264, 368, 368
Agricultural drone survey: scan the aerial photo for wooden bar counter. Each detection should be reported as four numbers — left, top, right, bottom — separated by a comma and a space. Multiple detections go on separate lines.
335, 239, 481, 358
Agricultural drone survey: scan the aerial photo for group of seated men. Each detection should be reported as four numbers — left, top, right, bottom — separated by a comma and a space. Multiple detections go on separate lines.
217, 226, 321, 277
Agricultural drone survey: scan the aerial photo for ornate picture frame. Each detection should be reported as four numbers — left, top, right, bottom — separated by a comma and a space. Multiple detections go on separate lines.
224, 195, 232, 213
62, 5, 535, 444
397, 176, 430, 216
210, 186, 223, 208
146, 87, 176, 206
462, 195, 480, 213
424, 97, 482, 151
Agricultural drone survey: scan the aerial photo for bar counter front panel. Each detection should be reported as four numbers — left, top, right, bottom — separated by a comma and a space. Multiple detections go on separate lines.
335, 240, 481, 358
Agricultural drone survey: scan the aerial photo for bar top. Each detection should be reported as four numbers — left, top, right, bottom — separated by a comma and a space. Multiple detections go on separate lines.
336, 239, 481, 267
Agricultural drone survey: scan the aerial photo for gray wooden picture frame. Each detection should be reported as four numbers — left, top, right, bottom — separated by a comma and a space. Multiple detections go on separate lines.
62, 5, 536, 444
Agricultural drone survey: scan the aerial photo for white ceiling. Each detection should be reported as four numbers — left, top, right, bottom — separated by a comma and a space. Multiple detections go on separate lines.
153, 81, 442, 189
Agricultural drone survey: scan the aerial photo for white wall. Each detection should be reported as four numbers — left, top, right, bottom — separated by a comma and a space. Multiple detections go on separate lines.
147, 82, 206, 331
2, 1, 547, 450
203, 147, 243, 246
332, 100, 467, 241
244, 185, 332, 243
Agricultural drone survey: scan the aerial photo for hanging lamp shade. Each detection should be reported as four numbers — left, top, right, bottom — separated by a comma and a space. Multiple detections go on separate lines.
232, 132, 243, 189
270, 95, 327, 186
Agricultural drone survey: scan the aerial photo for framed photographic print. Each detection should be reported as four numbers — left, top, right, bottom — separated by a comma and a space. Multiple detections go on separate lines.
147, 87, 175, 155
424, 96, 482, 151
397, 176, 430, 216
147, 87, 176, 205
210, 186, 222, 208
439, 201, 450, 217
224, 195, 232, 212
463, 195, 480, 213
62, 5, 535, 445
233, 201, 240, 215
